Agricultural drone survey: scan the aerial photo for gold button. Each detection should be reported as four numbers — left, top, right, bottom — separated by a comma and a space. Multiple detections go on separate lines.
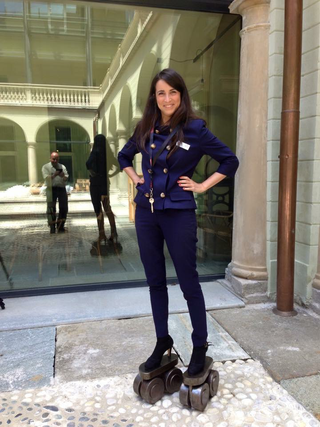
148, 169, 153, 174
155, 129, 160, 134
151, 143, 156, 149
163, 168, 168, 174
166, 145, 171, 151
170, 128, 172, 132
144, 193, 150, 198
160, 192, 165, 198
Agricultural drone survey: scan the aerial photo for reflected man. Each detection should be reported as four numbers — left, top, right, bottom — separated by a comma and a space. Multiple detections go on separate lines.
42, 152, 69, 234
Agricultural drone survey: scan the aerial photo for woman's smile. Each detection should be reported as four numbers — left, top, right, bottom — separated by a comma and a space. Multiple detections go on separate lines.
155, 79, 181, 123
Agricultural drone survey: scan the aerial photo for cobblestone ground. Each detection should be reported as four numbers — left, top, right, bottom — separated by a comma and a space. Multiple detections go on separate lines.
0, 360, 319, 427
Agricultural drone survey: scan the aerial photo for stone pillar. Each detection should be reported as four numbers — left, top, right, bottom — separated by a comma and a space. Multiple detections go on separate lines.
27, 142, 38, 184
224, 0, 270, 303
107, 136, 116, 158
131, 117, 142, 175
106, 135, 118, 193
311, 228, 320, 314
116, 130, 129, 198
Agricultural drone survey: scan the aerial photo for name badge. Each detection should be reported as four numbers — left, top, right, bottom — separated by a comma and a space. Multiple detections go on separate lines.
176, 141, 190, 151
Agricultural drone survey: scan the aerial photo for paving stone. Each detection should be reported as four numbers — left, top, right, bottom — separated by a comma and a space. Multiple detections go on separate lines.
54, 317, 157, 382
281, 375, 320, 421
0, 327, 55, 392
211, 304, 320, 382
169, 313, 249, 366
0, 282, 243, 331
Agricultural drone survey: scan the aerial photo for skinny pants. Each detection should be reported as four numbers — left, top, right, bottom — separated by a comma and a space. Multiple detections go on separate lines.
135, 205, 207, 346
46, 187, 68, 226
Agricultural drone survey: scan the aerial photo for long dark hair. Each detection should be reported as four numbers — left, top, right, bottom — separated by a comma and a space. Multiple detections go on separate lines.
92, 134, 106, 153
135, 68, 200, 155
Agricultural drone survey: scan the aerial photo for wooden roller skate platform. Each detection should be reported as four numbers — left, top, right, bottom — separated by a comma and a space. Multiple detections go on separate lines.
134, 353, 183, 404
183, 356, 213, 386
139, 353, 179, 380
180, 357, 219, 411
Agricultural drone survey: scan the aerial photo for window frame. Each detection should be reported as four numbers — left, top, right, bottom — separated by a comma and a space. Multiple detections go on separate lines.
83, 0, 233, 14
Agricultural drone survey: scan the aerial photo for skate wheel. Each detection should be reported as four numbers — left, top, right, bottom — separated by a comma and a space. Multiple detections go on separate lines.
206, 369, 219, 397
163, 368, 183, 394
190, 382, 210, 412
140, 377, 165, 404
133, 373, 143, 397
179, 383, 190, 407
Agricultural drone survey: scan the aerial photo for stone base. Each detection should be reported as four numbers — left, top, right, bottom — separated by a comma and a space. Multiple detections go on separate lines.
222, 268, 269, 304
310, 287, 320, 316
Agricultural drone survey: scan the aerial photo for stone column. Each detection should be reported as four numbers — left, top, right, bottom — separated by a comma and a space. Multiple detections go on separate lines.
106, 135, 118, 193
131, 117, 142, 175
225, 0, 270, 303
311, 228, 320, 314
107, 136, 116, 158
27, 142, 38, 184
116, 130, 129, 198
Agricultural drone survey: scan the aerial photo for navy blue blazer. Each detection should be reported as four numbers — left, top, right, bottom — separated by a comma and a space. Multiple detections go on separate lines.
118, 119, 239, 210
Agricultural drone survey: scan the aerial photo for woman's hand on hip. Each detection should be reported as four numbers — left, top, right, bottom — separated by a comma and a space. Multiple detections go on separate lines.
135, 177, 145, 186
123, 167, 144, 187
177, 176, 205, 193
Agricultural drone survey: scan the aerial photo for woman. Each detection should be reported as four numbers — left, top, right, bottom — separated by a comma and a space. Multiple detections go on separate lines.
86, 134, 118, 242
118, 69, 239, 376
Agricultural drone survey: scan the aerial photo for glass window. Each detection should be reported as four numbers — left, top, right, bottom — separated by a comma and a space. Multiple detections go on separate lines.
30, 2, 48, 17
0, 1, 23, 14
55, 126, 72, 153
49, 3, 63, 17
0, 0, 240, 294
66, 4, 77, 15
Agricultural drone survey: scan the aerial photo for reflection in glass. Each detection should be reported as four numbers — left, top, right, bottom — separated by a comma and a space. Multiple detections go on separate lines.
86, 134, 119, 243
0, 0, 240, 293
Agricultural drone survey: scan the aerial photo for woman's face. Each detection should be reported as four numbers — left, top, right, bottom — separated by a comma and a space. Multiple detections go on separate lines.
155, 79, 181, 124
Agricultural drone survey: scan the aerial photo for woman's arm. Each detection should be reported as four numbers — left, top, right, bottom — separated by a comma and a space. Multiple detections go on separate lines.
123, 166, 145, 186
177, 120, 238, 193
177, 172, 226, 193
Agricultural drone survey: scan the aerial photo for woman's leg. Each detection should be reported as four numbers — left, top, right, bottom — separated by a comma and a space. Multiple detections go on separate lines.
101, 194, 117, 239
160, 209, 207, 347
90, 186, 105, 239
90, 185, 102, 216
135, 206, 169, 338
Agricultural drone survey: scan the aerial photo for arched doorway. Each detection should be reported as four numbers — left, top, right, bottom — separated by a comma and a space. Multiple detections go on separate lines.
0, 118, 27, 189
36, 119, 90, 186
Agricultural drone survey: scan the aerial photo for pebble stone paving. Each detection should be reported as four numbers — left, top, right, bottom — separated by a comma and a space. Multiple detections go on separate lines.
1, 359, 319, 427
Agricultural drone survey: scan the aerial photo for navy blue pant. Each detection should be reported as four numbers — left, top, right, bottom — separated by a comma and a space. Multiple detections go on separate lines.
135, 206, 207, 347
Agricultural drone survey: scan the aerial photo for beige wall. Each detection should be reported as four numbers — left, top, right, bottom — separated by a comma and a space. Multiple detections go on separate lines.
267, 0, 320, 304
